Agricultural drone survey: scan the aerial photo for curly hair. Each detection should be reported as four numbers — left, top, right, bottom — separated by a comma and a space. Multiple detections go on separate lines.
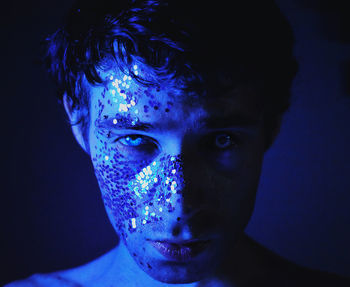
43, 0, 298, 146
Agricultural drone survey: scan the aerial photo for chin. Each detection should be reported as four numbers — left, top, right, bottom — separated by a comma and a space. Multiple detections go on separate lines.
135, 243, 222, 284
143, 260, 216, 284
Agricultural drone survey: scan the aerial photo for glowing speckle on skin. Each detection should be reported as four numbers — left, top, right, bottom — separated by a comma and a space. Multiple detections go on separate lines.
131, 218, 136, 229
105, 155, 109, 161
113, 119, 118, 124
107, 71, 140, 116
119, 103, 128, 112
116, 155, 184, 227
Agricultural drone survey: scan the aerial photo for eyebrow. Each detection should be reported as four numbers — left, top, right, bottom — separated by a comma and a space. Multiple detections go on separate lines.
204, 114, 262, 129
96, 114, 154, 131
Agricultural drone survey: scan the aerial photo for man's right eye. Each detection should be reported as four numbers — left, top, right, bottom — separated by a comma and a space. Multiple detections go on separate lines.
115, 134, 159, 157
118, 135, 145, 147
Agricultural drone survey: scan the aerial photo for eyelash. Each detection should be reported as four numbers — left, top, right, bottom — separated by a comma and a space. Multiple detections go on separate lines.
117, 135, 152, 147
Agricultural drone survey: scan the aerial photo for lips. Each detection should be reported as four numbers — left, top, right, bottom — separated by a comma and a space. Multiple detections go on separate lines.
149, 239, 211, 262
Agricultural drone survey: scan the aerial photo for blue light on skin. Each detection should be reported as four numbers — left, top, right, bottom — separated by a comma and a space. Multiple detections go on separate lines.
65, 61, 267, 286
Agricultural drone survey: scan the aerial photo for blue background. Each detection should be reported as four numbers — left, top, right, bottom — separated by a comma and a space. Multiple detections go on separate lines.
2, 0, 350, 285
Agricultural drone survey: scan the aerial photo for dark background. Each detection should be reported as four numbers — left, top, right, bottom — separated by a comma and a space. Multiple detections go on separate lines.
2, 0, 350, 285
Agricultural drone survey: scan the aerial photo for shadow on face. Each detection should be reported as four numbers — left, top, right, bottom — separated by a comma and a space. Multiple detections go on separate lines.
73, 61, 268, 283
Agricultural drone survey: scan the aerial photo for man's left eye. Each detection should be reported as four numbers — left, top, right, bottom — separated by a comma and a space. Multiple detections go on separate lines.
202, 132, 240, 150
215, 134, 236, 149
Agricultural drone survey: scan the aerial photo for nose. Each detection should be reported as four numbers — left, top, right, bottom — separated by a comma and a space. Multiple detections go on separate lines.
160, 147, 211, 238
161, 133, 208, 209
160, 151, 205, 215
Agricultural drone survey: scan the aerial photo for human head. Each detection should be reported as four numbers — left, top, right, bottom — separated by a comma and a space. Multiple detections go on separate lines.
43, 0, 297, 284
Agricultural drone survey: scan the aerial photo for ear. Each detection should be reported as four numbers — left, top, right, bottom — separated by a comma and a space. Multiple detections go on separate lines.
63, 93, 90, 154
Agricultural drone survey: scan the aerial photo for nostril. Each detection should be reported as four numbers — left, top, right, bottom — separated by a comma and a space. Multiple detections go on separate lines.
172, 225, 181, 237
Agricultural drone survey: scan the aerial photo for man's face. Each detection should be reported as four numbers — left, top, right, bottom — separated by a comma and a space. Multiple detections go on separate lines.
86, 63, 266, 283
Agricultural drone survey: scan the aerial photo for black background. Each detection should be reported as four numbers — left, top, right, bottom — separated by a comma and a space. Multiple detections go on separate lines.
2, 0, 350, 285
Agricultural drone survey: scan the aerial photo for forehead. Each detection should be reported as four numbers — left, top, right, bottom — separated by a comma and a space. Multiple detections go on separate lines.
88, 63, 264, 128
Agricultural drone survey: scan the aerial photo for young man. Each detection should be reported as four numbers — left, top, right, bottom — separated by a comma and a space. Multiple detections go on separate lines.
7, 0, 350, 286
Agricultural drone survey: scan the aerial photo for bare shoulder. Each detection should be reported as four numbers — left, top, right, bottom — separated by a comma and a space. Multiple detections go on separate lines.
234, 234, 350, 287
4, 248, 120, 287
290, 267, 350, 287
3, 273, 82, 287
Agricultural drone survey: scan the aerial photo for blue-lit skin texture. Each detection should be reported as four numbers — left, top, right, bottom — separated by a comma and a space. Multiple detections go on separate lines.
84, 62, 267, 284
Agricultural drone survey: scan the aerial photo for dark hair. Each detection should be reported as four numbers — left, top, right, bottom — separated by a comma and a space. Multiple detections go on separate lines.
43, 0, 298, 146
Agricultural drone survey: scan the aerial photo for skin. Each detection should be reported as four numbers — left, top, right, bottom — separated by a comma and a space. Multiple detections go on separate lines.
7, 62, 350, 287
64, 61, 267, 286
5, 62, 281, 287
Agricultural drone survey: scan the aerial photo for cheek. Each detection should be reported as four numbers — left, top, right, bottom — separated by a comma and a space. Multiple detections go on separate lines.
202, 152, 262, 213
92, 142, 185, 235
92, 145, 141, 230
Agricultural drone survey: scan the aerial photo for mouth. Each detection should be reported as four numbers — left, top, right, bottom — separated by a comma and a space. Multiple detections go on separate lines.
148, 239, 211, 262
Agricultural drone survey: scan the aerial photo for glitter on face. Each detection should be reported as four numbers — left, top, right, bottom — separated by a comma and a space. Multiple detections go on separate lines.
131, 218, 137, 229
108, 71, 140, 117
91, 66, 184, 238
125, 155, 184, 228
133, 64, 138, 75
